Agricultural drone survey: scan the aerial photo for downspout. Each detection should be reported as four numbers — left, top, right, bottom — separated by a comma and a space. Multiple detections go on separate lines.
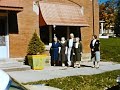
92, 0, 95, 35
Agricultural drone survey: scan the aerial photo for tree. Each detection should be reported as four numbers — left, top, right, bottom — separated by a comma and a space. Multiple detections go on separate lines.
27, 32, 45, 55
114, 0, 120, 36
99, 0, 116, 32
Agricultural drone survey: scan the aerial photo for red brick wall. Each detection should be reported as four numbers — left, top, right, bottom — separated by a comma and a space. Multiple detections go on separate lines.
9, 0, 39, 58
9, 0, 99, 58
68, 0, 99, 53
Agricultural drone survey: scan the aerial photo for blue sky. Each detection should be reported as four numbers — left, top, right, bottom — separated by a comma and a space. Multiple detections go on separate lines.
99, 0, 108, 3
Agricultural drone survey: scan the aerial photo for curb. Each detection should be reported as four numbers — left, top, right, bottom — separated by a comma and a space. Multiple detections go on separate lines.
10, 76, 28, 90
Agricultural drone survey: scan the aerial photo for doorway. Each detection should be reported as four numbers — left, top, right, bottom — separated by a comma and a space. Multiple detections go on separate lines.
40, 25, 81, 45
0, 15, 9, 60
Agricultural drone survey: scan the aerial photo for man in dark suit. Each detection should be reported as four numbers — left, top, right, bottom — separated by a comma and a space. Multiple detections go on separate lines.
90, 35, 100, 68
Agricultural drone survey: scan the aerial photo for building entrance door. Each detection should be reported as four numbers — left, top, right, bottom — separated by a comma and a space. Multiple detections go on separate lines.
0, 15, 9, 60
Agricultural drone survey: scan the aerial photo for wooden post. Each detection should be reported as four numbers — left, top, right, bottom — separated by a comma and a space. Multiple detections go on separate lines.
67, 26, 70, 39
49, 25, 52, 43
78, 27, 82, 41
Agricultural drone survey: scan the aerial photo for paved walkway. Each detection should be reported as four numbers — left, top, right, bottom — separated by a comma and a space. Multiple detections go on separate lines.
7, 62, 120, 90
24, 85, 61, 90
8, 62, 120, 83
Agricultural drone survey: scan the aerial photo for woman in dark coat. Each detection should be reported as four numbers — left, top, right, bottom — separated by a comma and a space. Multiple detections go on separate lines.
90, 35, 100, 68
74, 37, 82, 68
59, 37, 67, 66
50, 37, 60, 66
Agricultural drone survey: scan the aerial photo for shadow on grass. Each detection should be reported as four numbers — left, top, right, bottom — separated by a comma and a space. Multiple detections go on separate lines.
107, 85, 120, 90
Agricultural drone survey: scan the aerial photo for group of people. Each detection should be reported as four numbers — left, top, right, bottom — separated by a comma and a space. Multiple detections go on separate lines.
50, 33, 100, 68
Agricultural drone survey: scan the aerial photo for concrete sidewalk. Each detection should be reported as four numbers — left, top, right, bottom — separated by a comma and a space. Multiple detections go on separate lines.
24, 85, 61, 90
7, 61, 120, 90
8, 62, 120, 83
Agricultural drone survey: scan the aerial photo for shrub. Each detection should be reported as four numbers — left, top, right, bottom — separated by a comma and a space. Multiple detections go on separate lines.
27, 32, 45, 55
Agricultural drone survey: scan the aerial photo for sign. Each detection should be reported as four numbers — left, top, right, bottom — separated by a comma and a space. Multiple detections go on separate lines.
0, 36, 6, 46
33, 1, 39, 15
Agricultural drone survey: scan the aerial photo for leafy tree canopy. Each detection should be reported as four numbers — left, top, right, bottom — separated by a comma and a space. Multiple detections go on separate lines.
114, 0, 120, 36
99, 0, 116, 30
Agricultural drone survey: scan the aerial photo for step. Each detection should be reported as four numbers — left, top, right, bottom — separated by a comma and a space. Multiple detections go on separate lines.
0, 62, 23, 68
0, 60, 23, 65
2, 65, 31, 72
0, 60, 31, 72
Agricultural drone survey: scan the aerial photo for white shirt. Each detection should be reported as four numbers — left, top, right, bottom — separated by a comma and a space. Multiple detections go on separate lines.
75, 42, 79, 48
92, 39, 96, 46
69, 39, 73, 48
61, 41, 65, 44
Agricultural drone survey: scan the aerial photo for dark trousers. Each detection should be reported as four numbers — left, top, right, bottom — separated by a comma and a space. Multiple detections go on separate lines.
72, 55, 76, 67
91, 51, 95, 60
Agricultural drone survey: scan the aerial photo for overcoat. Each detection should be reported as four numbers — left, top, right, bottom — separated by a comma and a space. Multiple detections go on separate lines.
90, 40, 100, 59
59, 41, 67, 63
50, 42, 60, 61
74, 42, 82, 62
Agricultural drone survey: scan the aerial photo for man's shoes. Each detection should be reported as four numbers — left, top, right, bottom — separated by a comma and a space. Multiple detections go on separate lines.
92, 65, 95, 68
78, 66, 81, 68
62, 63, 65, 67
96, 65, 99, 69
78, 64, 81, 68
68, 62, 71, 67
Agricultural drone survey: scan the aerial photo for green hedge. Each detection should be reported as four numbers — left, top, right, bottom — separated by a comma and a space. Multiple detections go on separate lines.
100, 38, 120, 63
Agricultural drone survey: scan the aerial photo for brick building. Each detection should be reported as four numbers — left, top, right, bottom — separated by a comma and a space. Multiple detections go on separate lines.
0, 0, 99, 60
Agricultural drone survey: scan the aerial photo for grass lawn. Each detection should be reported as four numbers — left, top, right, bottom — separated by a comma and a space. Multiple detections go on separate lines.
23, 70, 120, 90
100, 38, 120, 63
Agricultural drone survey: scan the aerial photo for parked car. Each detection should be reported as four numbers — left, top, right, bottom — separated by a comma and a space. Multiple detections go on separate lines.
0, 70, 25, 90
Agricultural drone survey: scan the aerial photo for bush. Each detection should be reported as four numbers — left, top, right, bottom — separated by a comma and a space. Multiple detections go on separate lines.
27, 32, 45, 55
